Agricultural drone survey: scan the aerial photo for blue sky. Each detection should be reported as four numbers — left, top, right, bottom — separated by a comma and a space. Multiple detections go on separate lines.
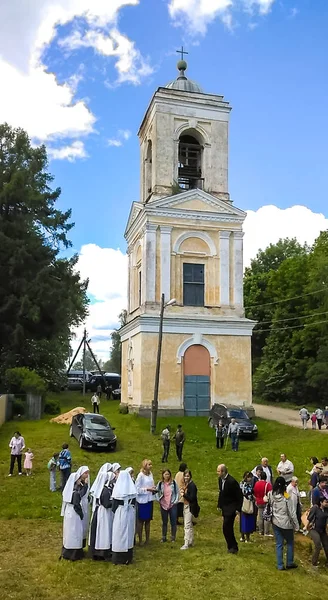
1, 0, 328, 358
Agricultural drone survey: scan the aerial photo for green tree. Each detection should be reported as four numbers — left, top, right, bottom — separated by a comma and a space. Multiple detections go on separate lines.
103, 310, 127, 374
73, 350, 102, 372
0, 123, 88, 384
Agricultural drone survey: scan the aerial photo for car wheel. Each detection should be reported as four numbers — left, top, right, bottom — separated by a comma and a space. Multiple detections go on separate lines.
79, 436, 85, 449
69, 425, 73, 437
110, 442, 117, 451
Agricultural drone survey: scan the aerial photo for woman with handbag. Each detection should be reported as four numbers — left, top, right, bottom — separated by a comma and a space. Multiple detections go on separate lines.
180, 469, 199, 550
240, 471, 256, 543
267, 476, 299, 571
253, 471, 273, 536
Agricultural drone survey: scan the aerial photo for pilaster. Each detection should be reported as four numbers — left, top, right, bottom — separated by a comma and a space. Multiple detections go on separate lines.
219, 230, 231, 306
160, 226, 172, 302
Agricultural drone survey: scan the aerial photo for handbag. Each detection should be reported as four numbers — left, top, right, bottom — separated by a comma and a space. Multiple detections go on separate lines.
242, 497, 254, 514
263, 500, 272, 522
263, 483, 269, 504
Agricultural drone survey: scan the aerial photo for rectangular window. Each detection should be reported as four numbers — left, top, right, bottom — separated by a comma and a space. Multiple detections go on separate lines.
183, 263, 205, 306
138, 270, 142, 306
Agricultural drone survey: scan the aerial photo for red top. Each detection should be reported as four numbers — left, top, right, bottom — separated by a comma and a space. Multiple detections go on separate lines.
253, 480, 272, 506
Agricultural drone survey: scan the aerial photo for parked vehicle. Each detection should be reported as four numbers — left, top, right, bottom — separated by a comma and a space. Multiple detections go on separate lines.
67, 370, 93, 382
66, 377, 83, 391
86, 373, 121, 393
209, 403, 258, 439
112, 388, 121, 400
70, 412, 117, 451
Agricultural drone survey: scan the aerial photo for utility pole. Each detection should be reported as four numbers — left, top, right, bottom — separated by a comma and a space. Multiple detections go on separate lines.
82, 328, 86, 397
150, 295, 176, 434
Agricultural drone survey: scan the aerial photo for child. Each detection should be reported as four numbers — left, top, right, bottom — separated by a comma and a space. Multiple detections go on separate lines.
310, 412, 317, 430
48, 452, 59, 492
24, 448, 34, 476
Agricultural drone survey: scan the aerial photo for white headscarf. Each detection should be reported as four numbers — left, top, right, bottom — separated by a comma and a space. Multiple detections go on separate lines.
61, 465, 89, 516
112, 462, 121, 474
90, 463, 113, 497
126, 467, 134, 474
91, 471, 116, 511
112, 470, 136, 500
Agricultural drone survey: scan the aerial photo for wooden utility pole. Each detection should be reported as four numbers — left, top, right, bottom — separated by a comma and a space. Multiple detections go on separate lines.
150, 294, 165, 434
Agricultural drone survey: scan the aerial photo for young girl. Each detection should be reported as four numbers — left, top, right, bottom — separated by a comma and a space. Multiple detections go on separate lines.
156, 469, 179, 542
24, 448, 34, 476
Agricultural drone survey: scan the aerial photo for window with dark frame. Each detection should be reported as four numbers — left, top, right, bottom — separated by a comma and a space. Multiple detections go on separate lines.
138, 270, 142, 306
183, 263, 205, 306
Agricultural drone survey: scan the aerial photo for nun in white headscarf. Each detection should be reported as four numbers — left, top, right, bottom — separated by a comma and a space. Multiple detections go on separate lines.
90, 463, 112, 512
60, 466, 89, 561
89, 471, 116, 561
111, 462, 121, 479
111, 470, 137, 565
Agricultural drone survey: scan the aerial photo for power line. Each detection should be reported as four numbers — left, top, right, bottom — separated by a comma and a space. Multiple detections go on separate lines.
253, 318, 328, 334
244, 287, 327, 310
255, 309, 328, 327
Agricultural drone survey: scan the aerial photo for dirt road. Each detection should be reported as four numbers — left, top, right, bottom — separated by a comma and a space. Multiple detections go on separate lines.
253, 403, 328, 432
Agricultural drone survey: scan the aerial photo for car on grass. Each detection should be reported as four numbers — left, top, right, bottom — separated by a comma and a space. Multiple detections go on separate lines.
66, 377, 83, 391
112, 388, 121, 400
70, 412, 117, 451
209, 403, 258, 439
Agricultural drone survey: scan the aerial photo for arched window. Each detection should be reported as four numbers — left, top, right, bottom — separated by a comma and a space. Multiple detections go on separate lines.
178, 134, 203, 190
145, 140, 152, 200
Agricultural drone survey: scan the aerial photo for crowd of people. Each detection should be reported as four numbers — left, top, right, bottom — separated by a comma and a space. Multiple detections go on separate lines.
299, 406, 328, 430
59, 450, 328, 570
60, 459, 199, 564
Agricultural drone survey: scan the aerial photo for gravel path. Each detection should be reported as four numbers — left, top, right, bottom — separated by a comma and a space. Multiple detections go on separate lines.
253, 403, 328, 433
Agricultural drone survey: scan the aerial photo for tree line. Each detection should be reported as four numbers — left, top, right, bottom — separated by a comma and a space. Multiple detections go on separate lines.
244, 236, 328, 405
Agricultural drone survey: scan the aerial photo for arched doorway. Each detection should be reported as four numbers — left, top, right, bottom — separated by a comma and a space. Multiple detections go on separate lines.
183, 345, 210, 416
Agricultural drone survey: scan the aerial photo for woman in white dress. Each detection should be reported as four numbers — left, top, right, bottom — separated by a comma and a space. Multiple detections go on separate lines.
111, 470, 137, 565
60, 466, 89, 561
89, 471, 116, 561
135, 459, 156, 545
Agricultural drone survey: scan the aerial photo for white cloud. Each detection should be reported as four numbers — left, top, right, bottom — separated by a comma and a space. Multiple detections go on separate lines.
48, 140, 88, 162
59, 28, 153, 85
168, 0, 276, 33
0, 1, 150, 146
107, 129, 132, 147
243, 205, 328, 268
73, 244, 128, 360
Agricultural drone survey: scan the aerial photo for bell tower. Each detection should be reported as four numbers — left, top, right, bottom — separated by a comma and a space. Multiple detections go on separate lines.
139, 56, 231, 204
121, 54, 255, 417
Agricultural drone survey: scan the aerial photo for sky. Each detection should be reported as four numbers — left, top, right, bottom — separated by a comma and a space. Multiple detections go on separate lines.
1, 0, 328, 360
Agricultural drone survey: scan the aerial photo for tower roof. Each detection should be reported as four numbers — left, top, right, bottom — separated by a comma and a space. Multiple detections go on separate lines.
165, 58, 203, 94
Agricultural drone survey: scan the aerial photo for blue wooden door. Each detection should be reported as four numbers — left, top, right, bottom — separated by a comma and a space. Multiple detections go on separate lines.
184, 375, 210, 416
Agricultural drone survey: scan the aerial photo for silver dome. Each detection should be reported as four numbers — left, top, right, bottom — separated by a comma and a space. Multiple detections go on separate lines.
166, 77, 203, 93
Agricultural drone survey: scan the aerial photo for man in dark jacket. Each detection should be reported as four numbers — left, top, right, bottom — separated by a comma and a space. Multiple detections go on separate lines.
173, 425, 185, 461
217, 464, 243, 554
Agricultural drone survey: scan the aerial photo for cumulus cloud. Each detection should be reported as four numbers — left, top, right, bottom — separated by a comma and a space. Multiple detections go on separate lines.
107, 129, 132, 147
0, 1, 150, 146
243, 205, 328, 268
168, 0, 276, 33
48, 140, 88, 162
73, 244, 128, 360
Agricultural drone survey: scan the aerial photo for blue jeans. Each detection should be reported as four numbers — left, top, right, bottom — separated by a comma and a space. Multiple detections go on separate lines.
160, 504, 178, 540
231, 434, 239, 451
273, 525, 294, 569
50, 470, 56, 492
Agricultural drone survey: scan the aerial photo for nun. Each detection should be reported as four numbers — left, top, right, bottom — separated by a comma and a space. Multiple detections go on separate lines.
89, 471, 116, 561
112, 462, 121, 479
111, 470, 137, 565
90, 463, 112, 512
60, 466, 89, 561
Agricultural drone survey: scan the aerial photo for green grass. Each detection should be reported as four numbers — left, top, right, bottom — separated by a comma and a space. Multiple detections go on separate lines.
0, 392, 327, 600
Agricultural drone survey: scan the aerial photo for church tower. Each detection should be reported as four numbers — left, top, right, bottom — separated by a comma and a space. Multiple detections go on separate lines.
120, 55, 255, 416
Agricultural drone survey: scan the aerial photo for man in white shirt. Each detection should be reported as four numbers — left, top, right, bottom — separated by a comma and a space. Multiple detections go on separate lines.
8, 431, 25, 476
251, 457, 273, 483
315, 408, 324, 430
299, 407, 309, 430
277, 453, 294, 484
91, 393, 100, 414
227, 419, 240, 452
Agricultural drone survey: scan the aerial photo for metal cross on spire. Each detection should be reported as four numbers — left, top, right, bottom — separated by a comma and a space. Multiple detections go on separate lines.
176, 46, 188, 61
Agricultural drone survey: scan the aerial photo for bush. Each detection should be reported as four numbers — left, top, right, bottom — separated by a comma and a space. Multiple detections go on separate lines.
43, 398, 60, 415
5, 367, 47, 395
13, 398, 26, 416
118, 404, 129, 414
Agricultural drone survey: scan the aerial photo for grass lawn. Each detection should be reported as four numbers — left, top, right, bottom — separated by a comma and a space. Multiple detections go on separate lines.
0, 392, 327, 600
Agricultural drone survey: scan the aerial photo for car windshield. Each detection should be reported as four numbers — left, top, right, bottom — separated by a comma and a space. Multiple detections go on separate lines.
85, 416, 111, 430
228, 410, 249, 419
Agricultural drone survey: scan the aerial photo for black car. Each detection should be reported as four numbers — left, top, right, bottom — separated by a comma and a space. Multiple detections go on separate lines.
209, 404, 258, 439
86, 374, 121, 393
70, 412, 117, 451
